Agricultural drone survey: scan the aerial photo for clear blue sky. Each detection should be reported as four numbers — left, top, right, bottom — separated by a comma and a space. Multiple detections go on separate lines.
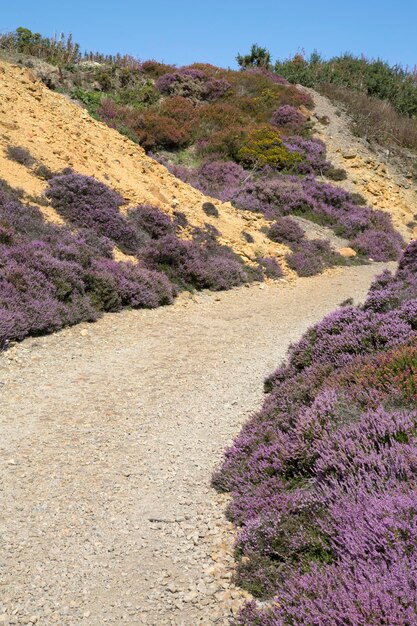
2, 0, 417, 69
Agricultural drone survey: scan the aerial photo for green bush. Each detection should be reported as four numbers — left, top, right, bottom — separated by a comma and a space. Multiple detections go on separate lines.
71, 88, 102, 116
237, 127, 303, 169
275, 52, 417, 118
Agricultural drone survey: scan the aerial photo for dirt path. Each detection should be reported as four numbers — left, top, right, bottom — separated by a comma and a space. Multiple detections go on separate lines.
0, 263, 393, 626
304, 87, 416, 241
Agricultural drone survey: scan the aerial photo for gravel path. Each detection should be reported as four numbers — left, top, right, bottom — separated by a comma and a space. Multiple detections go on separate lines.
303, 87, 416, 241
0, 263, 393, 626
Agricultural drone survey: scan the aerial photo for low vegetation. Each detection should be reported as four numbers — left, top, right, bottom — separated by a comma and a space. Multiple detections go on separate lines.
275, 52, 417, 154
275, 52, 417, 118
0, 29, 402, 275
214, 241, 417, 624
0, 172, 263, 350
319, 82, 417, 151
164, 159, 403, 262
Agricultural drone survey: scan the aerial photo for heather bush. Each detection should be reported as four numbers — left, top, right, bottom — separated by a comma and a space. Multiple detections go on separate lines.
245, 67, 289, 85
203, 78, 231, 100
270, 105, 305, 131
214, 242, 417, 622
34, 163, 55, 180
286, 239, 345, 276
1, 165, 278, 350
141, 233, 251, 291
6, 145, 36, 167
155, 72, 205, 101
162, 160, 402, 263
85, 258, 175, 311
267, 216, 304, 244
197, 101, 251, 136
0, 239, 174, 352
256, 257, 284, 279
131, 110, 193, 151
352, 228, 403, 261
163, 159, 248, 203
282, 136, 330, 173
202, 202, 219, 217
332, 343, 417, 409
287, 304, 414, 371
172, 210, 188, 229
45, 173, 139, 253
126, 204, 174, 241
325, 165, 348, 180
0, 179, 177, 349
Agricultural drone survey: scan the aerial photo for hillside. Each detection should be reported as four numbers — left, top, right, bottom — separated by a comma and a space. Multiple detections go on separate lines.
304, 87, 417, 241
1, 29, 417, 626
0, 59, 283, 262
1, 48, 410, 350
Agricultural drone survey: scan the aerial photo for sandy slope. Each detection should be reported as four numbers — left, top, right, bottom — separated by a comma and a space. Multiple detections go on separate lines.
0, 263, 393, 626
0, 59, 287, 265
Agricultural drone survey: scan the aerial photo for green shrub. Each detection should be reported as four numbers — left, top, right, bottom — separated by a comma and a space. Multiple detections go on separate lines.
325, 166, 348, 181
275, 52, 417, 118
71, 88, 102, 116
237, 127, 303, 169
236, 44, 272, 69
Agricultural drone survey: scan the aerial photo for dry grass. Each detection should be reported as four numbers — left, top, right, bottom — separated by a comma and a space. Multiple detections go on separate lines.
319, 84, 417, 153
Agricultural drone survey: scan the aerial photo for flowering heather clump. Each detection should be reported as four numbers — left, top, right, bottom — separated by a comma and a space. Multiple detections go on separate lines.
214, 242, 417, 624
141, 233, 251, 291
203, 78, 231, 100
267, 216, 304, 244
6, 145, 36, 167
85, 258, 175, 311
256, 257, 284, 279
283, 136, 331, 173
159, 158, 248, 203
155, 72, 205, 101
126, 204, 174, 241
155, 69, 230, 102
155, 73, 178, 94
97, 97, 122, 123
286, 239, 345, 276
245, 67, 290, 85
271, 105, 305, 130
352, 227, 403, 261
0, 179, 178, 350
163, 156, 402, 262
45, 173, 139, 254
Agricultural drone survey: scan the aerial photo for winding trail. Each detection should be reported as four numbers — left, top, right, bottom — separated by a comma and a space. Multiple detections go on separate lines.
0, 263, 393, 626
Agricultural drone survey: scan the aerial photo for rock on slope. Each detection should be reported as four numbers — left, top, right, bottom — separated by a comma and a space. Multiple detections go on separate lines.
305, 87, 417, 242
0, 59, 286, 264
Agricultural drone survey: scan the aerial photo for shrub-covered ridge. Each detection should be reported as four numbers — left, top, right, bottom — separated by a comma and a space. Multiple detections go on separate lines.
0, 173, 268, 350
163, 158, 404, 268
214, 240, 417, 624
0, 28, 406, 275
